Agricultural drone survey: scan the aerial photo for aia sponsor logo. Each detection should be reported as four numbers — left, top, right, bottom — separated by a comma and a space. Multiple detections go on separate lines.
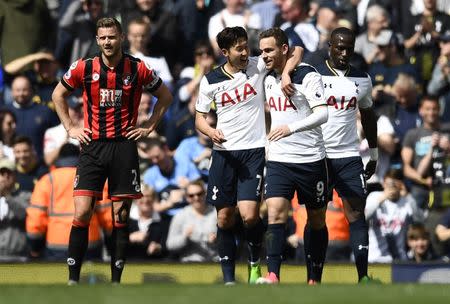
327, 96, 357, 110
268, 96, 297, 111
220, 83, 257, 107
99, 88, 122, 107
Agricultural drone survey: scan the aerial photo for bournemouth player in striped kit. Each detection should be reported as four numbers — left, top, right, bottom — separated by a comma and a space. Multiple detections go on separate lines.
52, 17, 173, 284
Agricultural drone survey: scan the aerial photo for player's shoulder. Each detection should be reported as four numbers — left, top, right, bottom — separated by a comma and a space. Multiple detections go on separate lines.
291, 63, 318, 84
315, 61, 335, 76
80, 54, 99, 63
124, 53, 142, 63
346, 65, 369, 79
205, 65, 232, 85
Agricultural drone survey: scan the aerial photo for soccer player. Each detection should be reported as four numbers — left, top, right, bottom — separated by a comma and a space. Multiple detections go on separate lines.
52, 17, 173, 285
318, 27, 378, 283
256, 28, 329, 284
195, 26, 302, 284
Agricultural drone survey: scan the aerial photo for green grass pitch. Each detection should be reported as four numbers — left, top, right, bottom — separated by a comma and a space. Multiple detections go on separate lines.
0, 263, 448, 304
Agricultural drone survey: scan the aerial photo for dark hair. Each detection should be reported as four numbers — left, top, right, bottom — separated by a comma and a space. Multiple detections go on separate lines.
0, 109, 16, 143
58, 143, 80, 158
12, 135, 33, 148
419, 95, 440, 108
293, 0, 310, 11
331, 27, 355, 43
96, 17, 122, 35
139, 136, 166, 151
128, 17, 150, 31
216, 26, 248, 50
407, 223, 430, 240
86, 0, 103, 6
259, 27, 289, 47
384, 168, 403, 180
194, 40, 214, 55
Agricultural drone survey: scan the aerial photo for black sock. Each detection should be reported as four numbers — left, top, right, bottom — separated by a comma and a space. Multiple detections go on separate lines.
349, 218, 369, 281
304, 224, 312, 281
111, 225, 129, 283
67, 223, 89, 282
310, 226, 328, 282
244, 218, 264, 263
217, 226, 236, 283
266, 223, 285, 279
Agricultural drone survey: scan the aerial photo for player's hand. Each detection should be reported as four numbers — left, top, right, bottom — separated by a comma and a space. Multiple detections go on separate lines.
147, 241, 162, 255
68, 126, 92, 145
208, 232, 217, 244
209, 129, 226, 144
364, 160, 377, 180
126, 126, 151, 140
281, 73, 295, 97
267, 125, 292, 141
287, 234, 299, 248
129, 231, 147, 243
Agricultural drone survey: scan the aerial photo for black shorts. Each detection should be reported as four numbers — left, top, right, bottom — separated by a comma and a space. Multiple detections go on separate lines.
264, 159, 328, 209
326, 157, 367, 201
207, 148, 265, 207
74, 140, 142, 201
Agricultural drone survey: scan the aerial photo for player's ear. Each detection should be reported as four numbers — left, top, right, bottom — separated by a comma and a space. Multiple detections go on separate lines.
221, 48, 229, 58
282, 44, 289, 55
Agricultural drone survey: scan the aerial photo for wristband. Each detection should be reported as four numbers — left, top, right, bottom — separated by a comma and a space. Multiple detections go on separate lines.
369, 148, 378, 161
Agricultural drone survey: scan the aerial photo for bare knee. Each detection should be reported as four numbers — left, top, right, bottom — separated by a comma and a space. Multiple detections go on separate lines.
343, 198, 365, 223
113, 200, 131, 225
217, 207, 236, 229
307, 207, 326, 230
266, 199, 289, 224
241, 212, 260, 227
73, 197, 95, 224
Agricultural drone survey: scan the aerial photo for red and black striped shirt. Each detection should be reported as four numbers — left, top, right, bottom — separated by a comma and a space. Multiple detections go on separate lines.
61, 53, 161, 140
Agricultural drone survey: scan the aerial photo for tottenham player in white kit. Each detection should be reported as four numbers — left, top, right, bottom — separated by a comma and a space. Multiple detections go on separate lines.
318, 27, 378, 283
195, 27, 302, 284
255, 28, 329, 285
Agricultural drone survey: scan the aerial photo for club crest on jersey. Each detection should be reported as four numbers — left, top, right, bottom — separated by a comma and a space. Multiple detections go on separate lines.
327, 96, 357, 110
92, 73, 100, 81
100, 88, 122, 107
220, 83, 257, 107
268, 96, 297, 111
122, 74, 131, 86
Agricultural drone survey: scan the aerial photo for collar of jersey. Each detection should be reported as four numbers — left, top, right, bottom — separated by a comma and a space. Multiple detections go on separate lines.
99, 52, 125, 72
326, 60, 350, 77
220, 64, 234, 79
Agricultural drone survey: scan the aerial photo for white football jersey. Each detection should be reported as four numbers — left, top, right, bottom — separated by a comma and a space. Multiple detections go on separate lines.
196, 57, 267, 150
318, 61, 373, 158
266, 63, 326, 163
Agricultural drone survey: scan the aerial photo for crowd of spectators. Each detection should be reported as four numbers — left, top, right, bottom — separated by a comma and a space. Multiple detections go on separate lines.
0, 0, 449, 264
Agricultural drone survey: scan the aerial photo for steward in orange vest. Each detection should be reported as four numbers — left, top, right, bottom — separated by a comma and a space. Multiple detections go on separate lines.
26, 144, 112, 260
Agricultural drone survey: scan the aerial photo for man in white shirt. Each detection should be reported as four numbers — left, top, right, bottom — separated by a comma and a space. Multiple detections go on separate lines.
256, 27, 328, 285
318, 27, 378, 283
208, 0, 262, 57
